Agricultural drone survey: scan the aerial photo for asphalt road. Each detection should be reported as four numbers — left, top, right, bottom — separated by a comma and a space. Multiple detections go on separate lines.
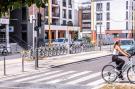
0, 55, 135, 89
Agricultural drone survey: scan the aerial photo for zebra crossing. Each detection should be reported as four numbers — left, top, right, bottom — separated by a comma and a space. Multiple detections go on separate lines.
0, 70, 105, 89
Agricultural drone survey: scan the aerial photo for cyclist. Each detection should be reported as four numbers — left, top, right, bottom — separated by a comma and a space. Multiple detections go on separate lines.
112, 40, 130, 80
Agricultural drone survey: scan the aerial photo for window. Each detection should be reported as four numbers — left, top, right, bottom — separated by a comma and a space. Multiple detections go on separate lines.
68, 10, 72, 19
132, 2, 133, 10
22, 7, 27, 20
63, 0, 66, 7
45, 6, 48, 16
63, 9, 66, 18
68, 0, 72, 8
96, 13, 102, 21
106, 2, 110, 11
82, 22, 91, 29
106, 12, 110, 20
106, 22, 110, 30
126, 11, 128, 20
96, 3, 103, 11
63, 20, 66, 25
126, 1, 128, 9
126, 22, 128, 30
82, 13, 91, 20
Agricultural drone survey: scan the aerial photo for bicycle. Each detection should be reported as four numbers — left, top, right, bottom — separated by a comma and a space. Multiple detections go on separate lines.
102, 55, 135, 83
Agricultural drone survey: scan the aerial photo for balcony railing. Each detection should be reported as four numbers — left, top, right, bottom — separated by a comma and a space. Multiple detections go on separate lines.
52, 22, 60, 25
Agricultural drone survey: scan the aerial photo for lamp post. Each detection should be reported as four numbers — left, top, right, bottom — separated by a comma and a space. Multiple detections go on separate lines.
91, 0, 96, 45
96, 24, 102, 51
32, 5, 36, 58
48, 0, 52, 46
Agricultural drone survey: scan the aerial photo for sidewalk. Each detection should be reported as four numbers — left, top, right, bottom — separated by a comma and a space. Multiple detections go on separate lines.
0, 50, 112, 77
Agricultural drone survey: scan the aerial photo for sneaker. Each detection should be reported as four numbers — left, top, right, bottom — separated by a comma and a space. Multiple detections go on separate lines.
118, 75, 124, 80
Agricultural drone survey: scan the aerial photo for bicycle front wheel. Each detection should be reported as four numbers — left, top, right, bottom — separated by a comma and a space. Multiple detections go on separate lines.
127, 65, 135, 84
102, 65, 117, 83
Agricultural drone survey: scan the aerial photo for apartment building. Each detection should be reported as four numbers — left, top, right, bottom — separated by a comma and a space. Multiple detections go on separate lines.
94, 0, 134, 41
44, 0, 80, 40
79, 2, 91, 38
79, 0, 135, 41
7, 0, 80, 48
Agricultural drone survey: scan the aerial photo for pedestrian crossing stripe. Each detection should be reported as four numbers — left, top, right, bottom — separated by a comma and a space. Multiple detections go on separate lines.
45, 71, 91, 84
14, 70, 63, 82
65, 72, 101, 84
0, 70, 50, 81
0, 70, 108, 88
86, 78, 105, 86
28, 71, 76, 83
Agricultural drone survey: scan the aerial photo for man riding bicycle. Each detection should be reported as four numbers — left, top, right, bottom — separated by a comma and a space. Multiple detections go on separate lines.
112, 40, 131, 80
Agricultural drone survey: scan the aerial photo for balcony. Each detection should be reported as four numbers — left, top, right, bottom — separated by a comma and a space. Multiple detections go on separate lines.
52, 22, 60, 25
44, 25, 80, 31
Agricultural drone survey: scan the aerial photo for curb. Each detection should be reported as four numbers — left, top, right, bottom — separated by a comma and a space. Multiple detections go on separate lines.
51, 54, 112, 68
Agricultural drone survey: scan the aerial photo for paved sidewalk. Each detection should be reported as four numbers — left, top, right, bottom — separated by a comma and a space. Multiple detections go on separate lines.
0, 51, 112, 77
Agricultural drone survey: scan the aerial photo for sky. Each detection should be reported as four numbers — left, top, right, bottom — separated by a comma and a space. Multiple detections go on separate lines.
74, 0, 89, 8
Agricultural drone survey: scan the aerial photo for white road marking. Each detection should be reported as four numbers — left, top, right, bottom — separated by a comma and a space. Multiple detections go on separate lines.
0, 70, 50, 81
29, 71, 76, 82
14, 70, 62, 82
46, 71, 91, 84
65, 72, 101, 84
86, 78, 105, 86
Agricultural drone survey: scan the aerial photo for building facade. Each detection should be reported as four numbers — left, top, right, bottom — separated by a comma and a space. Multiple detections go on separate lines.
79, 2, 91, 38
6, 0, 80, 48
44, 0, 80, 40
79, 0, 135, 42
94, 0, 134, 41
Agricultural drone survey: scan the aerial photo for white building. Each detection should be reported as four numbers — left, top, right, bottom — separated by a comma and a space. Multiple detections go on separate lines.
93, 0, 134, 40
44, 0, 80, 40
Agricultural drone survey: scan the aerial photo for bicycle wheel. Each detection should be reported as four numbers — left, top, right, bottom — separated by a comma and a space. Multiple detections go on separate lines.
102, 65, 118, 83
127, 65, 135, 84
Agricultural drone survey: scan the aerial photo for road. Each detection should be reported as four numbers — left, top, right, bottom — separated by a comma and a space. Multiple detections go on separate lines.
0, 55, 134, 89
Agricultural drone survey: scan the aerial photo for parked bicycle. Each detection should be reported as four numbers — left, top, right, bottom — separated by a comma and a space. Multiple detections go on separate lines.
102, 55, 135, 83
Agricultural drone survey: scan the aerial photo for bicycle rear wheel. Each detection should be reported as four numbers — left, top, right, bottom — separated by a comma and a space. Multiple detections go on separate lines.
102, 65, 118, 83
127, 65, 135, 84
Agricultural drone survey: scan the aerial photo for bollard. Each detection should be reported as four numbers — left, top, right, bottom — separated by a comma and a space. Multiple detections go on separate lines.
22, 54, 24, 72
3, 55, 6, 76
2, 46, 8, 76
110, 44, 112, 51
35, 48, 39, 70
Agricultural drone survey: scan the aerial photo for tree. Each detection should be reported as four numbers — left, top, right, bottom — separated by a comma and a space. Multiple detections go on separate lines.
0, 0, 48, 17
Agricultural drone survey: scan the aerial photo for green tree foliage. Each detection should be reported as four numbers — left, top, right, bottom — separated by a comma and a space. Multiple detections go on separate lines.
0, 0, 48, 17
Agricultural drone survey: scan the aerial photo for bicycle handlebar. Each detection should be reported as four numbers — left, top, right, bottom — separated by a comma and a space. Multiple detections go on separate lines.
128, 54, 134, 60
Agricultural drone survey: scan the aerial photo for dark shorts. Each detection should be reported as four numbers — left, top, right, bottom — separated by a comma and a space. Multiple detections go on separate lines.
112, 55, 125, 70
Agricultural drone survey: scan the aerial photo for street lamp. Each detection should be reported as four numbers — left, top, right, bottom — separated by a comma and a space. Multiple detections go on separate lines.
48, 0, 52, 46
96, 23, 102, 51
91, 0, 96, 45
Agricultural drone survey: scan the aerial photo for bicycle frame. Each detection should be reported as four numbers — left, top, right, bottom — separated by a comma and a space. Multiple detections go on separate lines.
122, 57, 133, 73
